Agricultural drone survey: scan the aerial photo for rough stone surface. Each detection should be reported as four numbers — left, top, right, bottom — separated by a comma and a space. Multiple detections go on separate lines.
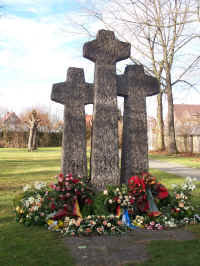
51, 67, 93, 177
83, 29, 131, 188
118, 65, 159, 184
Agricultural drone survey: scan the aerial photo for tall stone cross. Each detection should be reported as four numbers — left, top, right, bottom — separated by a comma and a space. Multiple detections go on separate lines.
83, 30, 131, 188
51, 67, 93, 177
117, 65, 159, 184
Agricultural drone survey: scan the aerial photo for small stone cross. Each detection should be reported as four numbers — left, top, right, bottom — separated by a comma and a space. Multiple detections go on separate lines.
51, 67, 93, 177
117, 65, 159, 183
83, 30, 131, 188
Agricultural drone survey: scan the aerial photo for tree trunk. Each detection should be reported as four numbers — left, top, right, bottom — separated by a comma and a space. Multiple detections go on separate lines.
166, 78, 178, 154
32, 127, 38, 150
156, 92, 165, 151
28, 126, 34, 152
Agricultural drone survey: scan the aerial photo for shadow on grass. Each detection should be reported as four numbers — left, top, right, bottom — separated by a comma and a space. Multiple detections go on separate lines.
1, 169, 60, 179
0, 221, 75, 266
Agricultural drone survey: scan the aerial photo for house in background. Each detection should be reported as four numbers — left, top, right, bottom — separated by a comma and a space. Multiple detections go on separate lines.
1, 112, 22, 131
174, 104, 200, 153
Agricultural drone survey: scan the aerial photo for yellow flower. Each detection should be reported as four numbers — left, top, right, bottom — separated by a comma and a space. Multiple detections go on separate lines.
16, 206, 20, 212
47, 219, 54, 225
58, 220, 64, 228
20, 209, 24, 214
54, 225, 59, 231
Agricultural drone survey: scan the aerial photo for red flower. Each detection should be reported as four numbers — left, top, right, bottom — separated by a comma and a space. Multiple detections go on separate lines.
114, 197, 118, 202
85, 198, 93, 205
131, 176, 141, 185
129, 198, 135, 204
51, 202, 56, 210
157, 186, 169, 199
148, 211, 161, 217
72, 179, 79, 184
53, 209, 67, 220
140, 178, 146, 191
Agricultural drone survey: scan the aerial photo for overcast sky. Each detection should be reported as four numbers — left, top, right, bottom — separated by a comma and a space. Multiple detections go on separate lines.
0, 0, 199, 119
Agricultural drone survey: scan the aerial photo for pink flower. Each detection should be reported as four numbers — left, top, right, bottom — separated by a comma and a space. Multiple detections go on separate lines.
150, 221, 155, 226
157, 225, 163, 230
147, 225, 153, 230
49, 182, 56, 190
65, 193, 71, 198
58, 176, 64, 183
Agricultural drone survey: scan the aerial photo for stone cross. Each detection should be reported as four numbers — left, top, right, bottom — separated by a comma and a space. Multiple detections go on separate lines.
83, 30, 131, 188
51, 67, 93, 177
117, 65, 159, 184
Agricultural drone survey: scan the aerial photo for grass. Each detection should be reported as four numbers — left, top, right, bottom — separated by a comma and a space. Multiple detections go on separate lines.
0, 147, 200, 266
149, 152, 200, 168
0, 147, 75, 266
135, 239, 200, 266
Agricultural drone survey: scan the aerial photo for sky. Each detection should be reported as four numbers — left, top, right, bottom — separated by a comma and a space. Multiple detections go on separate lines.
0, 0, 199, 119
0, 0, 97, 117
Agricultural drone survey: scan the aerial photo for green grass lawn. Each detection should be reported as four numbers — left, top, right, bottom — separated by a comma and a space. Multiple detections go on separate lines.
0, 147, 200, 266
149, 152, 200, 168
0, 147, 75, 266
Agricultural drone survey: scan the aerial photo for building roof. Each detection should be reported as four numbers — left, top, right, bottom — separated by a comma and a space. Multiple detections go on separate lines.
174, 104, 200, 121
1, 112, 21, 126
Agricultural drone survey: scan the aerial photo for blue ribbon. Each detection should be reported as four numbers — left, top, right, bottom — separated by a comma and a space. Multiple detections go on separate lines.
122, 208, 137, 229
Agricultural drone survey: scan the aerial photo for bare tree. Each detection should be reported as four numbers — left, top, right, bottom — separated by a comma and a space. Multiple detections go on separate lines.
72, 0, 200, 154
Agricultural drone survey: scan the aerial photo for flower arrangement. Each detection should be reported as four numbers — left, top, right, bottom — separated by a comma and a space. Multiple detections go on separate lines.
127, 172, 169, 215
14, 181, 51, 226
14, 173, 200, 235
62, 215, 131, 236
103, 184, 135, 216
14, 174, 94, 226
167, 176, 197, 220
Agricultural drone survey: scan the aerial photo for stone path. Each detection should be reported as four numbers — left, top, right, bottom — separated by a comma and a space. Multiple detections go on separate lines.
149, 160, 200, 180
64, 228, 196, 266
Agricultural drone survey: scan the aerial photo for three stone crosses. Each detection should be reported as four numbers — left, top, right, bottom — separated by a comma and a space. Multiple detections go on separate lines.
51, 29, 159, 189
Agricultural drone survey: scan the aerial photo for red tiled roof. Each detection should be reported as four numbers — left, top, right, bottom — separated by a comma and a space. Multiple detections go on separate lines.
174, 104, 200, 121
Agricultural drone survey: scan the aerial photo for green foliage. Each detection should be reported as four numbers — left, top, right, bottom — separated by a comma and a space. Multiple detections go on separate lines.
92, 192, 110, 216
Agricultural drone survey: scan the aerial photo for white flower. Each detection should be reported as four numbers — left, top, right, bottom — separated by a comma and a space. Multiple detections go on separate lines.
34, 181, 46, 190
108, 199, 113, 204
28, 197, 35, 204
115, 188, 120, 192
103, 190, 108, 195
23, 184, 31, 192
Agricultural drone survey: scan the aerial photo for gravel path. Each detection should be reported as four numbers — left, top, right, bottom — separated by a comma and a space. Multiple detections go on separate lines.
149, 160, 200, 180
